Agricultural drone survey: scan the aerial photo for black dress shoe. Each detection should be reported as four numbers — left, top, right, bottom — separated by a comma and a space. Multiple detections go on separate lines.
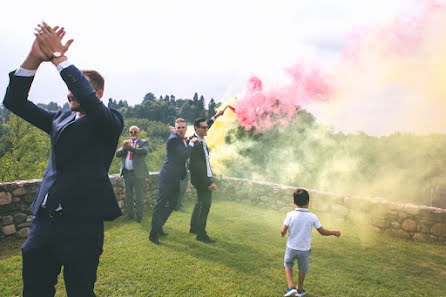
189, 228, 197, 234
158, 230, 168, 236
149, 235, 161, 245
196, 235, 216, 244
137, 217, 142, 223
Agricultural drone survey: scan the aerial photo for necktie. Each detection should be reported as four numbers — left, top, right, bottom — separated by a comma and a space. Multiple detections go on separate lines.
129, 140, 135, 160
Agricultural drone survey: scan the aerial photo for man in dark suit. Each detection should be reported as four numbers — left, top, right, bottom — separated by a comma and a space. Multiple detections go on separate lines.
189, 110, 225, 243
3, 23, 123, 296
116, 125, 149, 222
149, 118, 199, 245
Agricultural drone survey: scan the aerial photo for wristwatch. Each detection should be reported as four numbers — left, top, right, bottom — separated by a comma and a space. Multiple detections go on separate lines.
51, 52, 64, 60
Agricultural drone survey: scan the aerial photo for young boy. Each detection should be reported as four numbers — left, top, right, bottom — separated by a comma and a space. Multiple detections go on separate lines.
281, 188, 341, 297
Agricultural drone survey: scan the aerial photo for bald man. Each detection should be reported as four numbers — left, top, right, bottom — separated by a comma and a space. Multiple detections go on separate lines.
116, 126, 149, 222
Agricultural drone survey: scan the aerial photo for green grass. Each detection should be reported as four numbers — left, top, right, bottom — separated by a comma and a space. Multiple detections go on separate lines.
1, 200, 445, 296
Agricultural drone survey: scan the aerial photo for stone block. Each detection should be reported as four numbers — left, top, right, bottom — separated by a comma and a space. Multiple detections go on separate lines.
401, 219, 417, 232
17, 222, 30, 228
404, 204, 420, 215
16, 227, 30, 238
2, 215, 13, 225
12, 187, 27, 197
1, 224, 16, 235
431, 223, 446, 236
391, 222, 401, 229
13, 213, 27, 224
386, 229, 411, 240
413, 233, 428, 242
0, 191, 12, 205
373, 218, 389, 228
259, 196, 269, 203
417, 224, 429, 233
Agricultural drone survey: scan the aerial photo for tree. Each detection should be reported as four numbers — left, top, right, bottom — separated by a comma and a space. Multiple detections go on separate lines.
179, 101, 194, 123
195, 95, 206, 118
37, 101, 60, 111
143, 92, 156, 103
208, 98, 216, 117
192, 92, 199, 106
0, 114, 50, 182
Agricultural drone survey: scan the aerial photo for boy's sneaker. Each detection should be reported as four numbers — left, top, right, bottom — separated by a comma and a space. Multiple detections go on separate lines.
296, 289, 306, 296
284, 287, 297, 297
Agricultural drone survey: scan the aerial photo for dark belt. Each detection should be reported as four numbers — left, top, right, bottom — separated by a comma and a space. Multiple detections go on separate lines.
37, 207, 64, 218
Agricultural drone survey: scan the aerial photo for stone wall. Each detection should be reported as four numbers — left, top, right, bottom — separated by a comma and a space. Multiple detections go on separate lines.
0, 173, 191, 241
1, 175, 445, 244
214, 177, 446, 245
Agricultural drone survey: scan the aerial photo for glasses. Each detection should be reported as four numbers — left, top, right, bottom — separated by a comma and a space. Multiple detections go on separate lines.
200, 126, 209, 129
129, 131, 138, 134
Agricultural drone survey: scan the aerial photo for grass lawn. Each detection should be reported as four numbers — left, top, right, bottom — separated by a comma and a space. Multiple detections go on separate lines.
1, 199, 445, 297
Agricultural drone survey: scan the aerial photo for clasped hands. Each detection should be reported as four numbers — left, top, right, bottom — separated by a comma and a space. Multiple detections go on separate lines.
122, 141, 133, 150
31, 22, 73, 63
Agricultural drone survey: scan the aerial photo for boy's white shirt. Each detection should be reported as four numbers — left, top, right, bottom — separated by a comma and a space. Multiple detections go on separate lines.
283, 208, 322, 251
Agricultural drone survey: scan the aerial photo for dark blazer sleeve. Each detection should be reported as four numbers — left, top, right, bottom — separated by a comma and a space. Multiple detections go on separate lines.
167, 136, 193, 162
3, 71, 57, 134
60, 65, 122, 137
115, 147, 126, 157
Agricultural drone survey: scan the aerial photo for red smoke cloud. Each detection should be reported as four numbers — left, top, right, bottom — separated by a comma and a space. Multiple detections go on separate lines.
235, 63, 331, 132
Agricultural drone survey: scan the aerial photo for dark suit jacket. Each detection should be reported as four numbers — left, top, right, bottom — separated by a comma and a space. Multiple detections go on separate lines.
3, 65, 123, 220
116, 138, 149, 178
158, 133, 193, 195
189, 118, 215, 190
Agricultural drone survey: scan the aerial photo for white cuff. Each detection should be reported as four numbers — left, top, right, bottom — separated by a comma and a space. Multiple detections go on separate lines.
56, 60, 72, 73
211, 116, 216, 122
15, 67, 36, 77
188, 142, 195, 147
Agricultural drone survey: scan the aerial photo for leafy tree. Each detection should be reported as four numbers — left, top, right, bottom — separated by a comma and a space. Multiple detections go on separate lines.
143, 92, 156, 103
208, 98, 216, 117
37, 101, 60, 111
0, 114, 50, 182
179, 101, 194, 123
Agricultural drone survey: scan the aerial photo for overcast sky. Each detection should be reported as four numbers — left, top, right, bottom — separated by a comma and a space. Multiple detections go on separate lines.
0, 0, 405, 107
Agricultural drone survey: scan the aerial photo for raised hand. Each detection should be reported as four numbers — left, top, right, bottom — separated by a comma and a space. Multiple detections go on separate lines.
34, 22, 73, 59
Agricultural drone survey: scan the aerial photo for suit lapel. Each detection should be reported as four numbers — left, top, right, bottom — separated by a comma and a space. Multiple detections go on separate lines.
54, 113, 77, 144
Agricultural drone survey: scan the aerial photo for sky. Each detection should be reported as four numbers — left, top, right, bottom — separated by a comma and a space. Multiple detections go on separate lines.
3, 0, 445, 136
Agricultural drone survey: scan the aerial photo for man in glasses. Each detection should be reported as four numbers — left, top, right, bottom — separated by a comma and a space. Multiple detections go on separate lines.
3, 23, 123, 296
116, 126, 149, 222
189, 109, 225, 243
149, 118, 199, 245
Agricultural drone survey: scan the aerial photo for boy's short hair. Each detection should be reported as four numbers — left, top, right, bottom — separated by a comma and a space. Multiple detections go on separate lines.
293, 188, 309, 206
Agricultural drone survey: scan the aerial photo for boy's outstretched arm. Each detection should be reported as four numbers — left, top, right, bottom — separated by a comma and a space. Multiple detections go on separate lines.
317, 227, 341, 237
281, 225, 289, 237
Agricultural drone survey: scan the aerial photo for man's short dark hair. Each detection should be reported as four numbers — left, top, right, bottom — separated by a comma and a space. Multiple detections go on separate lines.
293, 188, 309, 206
82, 70, 104, 91
193, 117, 206, 129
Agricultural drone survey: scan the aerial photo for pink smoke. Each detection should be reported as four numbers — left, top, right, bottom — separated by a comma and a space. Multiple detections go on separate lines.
233, 0, 444, 134
235, 63, 331, 133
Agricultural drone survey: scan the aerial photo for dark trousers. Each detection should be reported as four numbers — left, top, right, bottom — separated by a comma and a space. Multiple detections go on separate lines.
150, 179, 179, 237
175, 174, 189, 210
190, 187, 212, 237
21, 210, 104, 297
123, 170, 144, 219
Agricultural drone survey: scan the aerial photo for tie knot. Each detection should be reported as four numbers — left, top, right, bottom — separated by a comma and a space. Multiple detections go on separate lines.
183, 137, 187, 141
